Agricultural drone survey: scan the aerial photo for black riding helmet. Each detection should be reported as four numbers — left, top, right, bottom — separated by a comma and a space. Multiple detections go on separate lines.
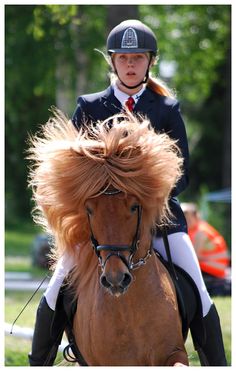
107, 20, 158, 89
107, 19, 157, 55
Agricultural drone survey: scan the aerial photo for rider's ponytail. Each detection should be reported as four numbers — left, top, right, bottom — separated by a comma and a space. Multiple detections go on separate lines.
147, 75, 175, 98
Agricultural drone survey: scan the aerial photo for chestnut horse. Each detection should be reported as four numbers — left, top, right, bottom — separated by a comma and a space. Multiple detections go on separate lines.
28, 109, 189, 366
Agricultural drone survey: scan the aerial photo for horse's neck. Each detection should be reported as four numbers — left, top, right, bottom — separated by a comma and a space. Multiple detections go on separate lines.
72, 243, 98, 295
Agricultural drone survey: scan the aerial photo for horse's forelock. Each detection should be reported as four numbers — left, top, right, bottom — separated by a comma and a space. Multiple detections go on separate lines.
28, 110, 183, 256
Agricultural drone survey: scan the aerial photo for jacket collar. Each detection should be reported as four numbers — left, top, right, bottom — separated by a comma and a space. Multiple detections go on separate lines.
101, 85, 156, 115
113, 84, 146, 106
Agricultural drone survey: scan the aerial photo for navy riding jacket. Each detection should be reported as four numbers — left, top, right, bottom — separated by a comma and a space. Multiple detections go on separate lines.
72, 85, 189, 235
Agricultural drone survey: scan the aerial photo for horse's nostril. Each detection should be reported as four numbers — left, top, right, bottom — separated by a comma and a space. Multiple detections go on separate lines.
122, 273, 132, 288
100, 272, 133, 292
100, 274, 111, 289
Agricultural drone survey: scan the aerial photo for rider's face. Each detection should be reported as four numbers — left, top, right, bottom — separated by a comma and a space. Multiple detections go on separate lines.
112, 53, 151, 91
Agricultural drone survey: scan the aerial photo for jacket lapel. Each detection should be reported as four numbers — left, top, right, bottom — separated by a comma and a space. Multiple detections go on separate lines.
101, 86, 156, 117
134, 87, 155, 115
101, 86, 122, 115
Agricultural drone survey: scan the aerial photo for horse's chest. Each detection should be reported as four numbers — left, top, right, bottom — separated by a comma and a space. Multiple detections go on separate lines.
74, 282, 181, 365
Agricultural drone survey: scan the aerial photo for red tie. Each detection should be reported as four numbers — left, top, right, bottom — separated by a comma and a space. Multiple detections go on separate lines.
125, 96, 135, 111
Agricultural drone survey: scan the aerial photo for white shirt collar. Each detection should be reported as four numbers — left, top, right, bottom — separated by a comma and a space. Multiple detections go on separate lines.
113, 83, 146, 107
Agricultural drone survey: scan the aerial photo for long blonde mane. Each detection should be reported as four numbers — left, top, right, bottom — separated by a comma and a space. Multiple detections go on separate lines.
27, 109, 183, 263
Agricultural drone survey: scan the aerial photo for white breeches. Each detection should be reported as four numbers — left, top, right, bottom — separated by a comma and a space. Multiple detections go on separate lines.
44, 253, 75, 311
153, 232, 212, 316
44, 232, 212, 316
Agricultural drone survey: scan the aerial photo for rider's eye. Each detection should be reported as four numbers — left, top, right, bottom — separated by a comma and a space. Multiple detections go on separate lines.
130, 204, 139, 213
119, 55, 126, 61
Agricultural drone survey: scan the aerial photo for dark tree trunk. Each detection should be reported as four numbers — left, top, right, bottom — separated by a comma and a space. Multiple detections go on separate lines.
106, 5, 139, 33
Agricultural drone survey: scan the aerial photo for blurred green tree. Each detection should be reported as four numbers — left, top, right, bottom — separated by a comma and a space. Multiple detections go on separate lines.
140, 5, 231, 193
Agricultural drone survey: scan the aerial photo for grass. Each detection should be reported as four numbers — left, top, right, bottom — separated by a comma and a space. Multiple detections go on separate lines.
5, 290, 41, 366
5, 218, 41, 256
5, 219, 52, 366
185, 296, 231, 366
5, 219, 61, 366
5, 256, 47, 277
5, 218, 48, 277
5, 290, 64, 366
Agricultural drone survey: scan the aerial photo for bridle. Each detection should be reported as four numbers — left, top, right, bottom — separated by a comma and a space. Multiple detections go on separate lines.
87, 189, 153, 272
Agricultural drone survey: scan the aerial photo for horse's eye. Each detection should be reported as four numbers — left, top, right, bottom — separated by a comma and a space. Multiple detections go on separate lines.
86, 206, 93, 216
130, 204, 139, 213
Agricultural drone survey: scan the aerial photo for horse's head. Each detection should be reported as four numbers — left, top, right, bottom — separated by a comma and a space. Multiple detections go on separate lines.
85, 189, 145, 295
28, 109, 183, 297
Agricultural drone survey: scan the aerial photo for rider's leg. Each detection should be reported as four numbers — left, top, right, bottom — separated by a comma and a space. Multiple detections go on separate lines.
28, 254, 75, 366
153, 232, 227, 366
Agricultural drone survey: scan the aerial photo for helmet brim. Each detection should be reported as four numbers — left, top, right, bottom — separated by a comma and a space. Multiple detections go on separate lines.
108, 48, 156, 55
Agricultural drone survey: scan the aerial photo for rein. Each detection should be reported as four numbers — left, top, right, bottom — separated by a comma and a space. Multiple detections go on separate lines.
88, 189, 152, 272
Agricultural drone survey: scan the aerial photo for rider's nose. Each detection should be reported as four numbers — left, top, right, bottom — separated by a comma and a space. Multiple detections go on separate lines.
127, 57, 134, 65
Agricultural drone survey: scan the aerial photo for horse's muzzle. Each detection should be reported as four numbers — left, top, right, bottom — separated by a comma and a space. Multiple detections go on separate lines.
100, 270, 133, 296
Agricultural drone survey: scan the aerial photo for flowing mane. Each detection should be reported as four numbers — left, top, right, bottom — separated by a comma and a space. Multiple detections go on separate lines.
27, 109, 183, 262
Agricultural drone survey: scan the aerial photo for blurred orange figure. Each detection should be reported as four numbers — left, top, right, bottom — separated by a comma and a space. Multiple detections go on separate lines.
181, 203, 230, 279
